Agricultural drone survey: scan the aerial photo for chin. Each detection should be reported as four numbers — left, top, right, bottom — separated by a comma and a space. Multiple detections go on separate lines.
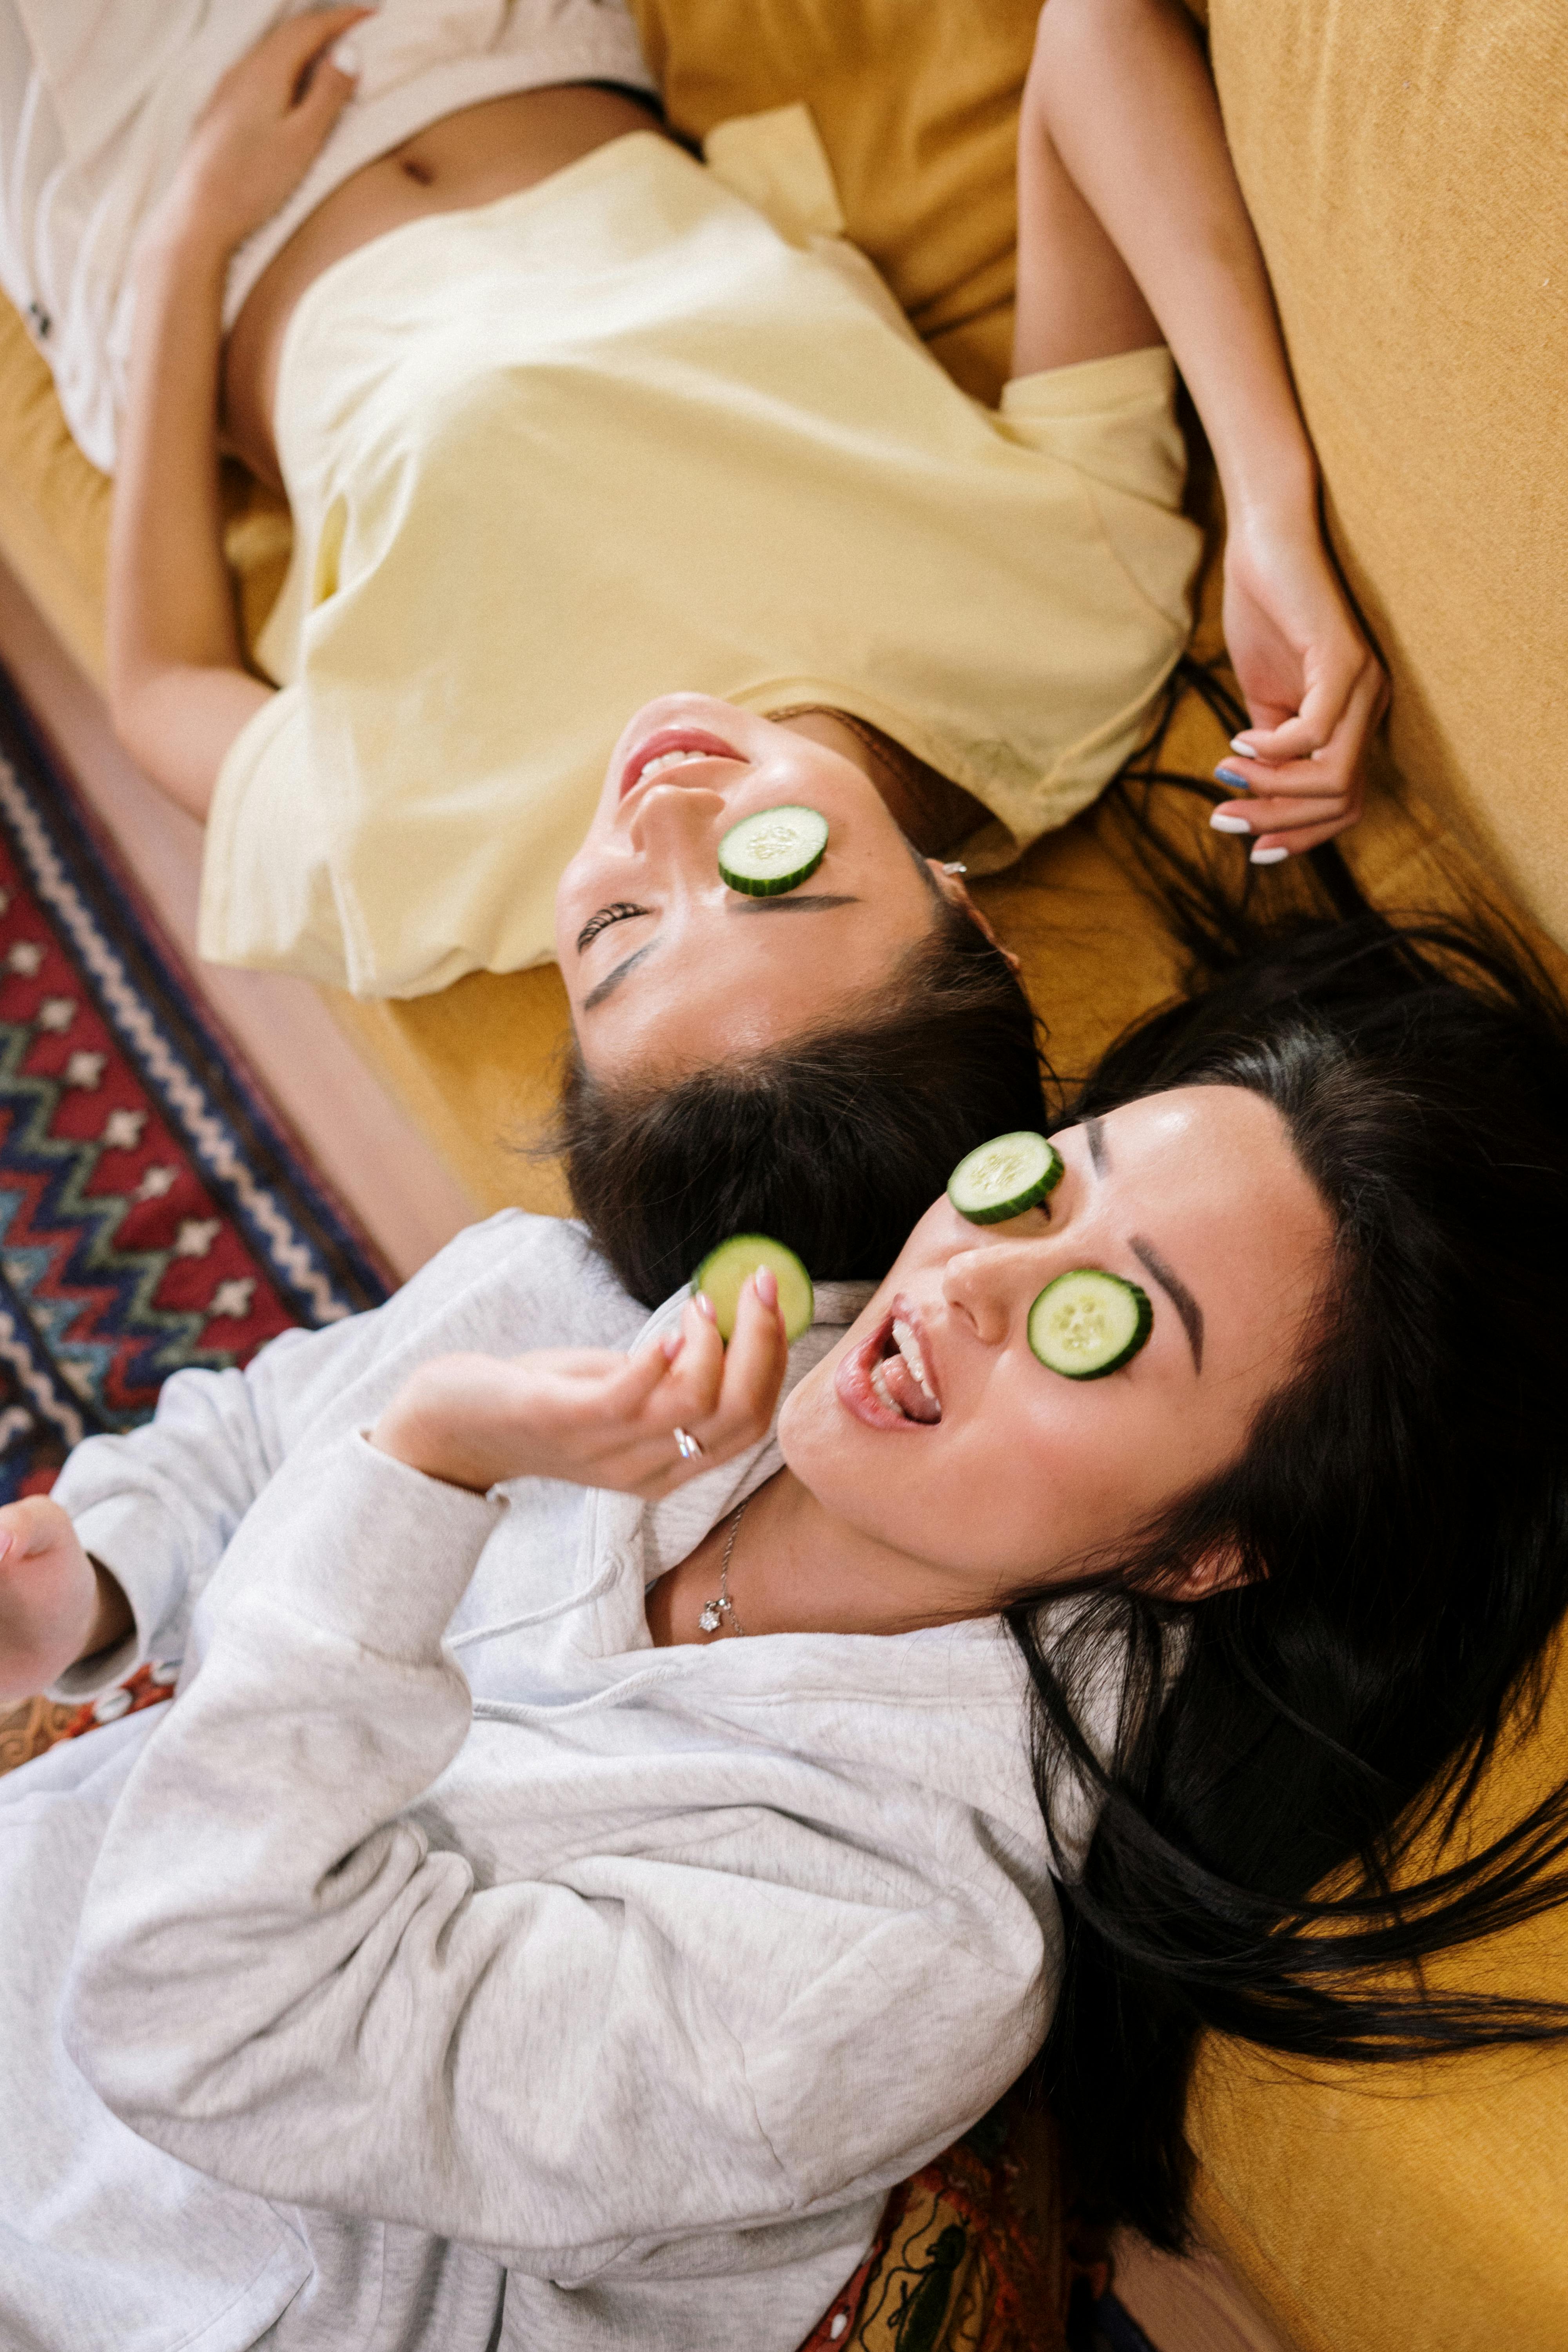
775, 1347, 891, 1504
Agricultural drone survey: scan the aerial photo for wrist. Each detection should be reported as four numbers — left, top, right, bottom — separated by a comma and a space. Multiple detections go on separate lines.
368, 1407, 495, 1497
136, 187, 238, 286
1218, 446, 1319, 539
78, 1558, 134, 1667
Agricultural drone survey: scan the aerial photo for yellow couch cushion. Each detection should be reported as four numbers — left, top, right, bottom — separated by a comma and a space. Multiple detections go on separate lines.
626, 0, 1041, 402
1205, 0, 1568, 953
1189, 1649, 1568, 2352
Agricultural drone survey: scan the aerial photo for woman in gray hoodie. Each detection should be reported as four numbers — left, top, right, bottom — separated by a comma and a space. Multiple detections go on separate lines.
15, 892, 1568, 2348
0, 1040, 1332, 2351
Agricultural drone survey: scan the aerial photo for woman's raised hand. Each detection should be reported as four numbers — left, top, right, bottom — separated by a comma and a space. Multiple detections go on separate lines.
0, 1498, 131, 1704
1212, 510, 1389, 858
370, 1271, 792, 1500
156, 9, 369, 258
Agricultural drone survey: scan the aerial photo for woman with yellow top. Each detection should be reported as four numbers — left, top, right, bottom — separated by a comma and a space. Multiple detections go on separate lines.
3, 2, 1383, 1047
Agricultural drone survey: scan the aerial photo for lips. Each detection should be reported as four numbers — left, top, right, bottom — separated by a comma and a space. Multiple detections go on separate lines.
835, 1302, 943, 1431
619, 726, 746, 800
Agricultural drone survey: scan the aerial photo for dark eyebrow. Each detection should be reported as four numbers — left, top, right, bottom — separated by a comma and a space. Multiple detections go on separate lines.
726, 893, 861, 916
1084, 1116, 1109, 1176
582, 941, 657, 1011
1129, 1233, 1204, 1373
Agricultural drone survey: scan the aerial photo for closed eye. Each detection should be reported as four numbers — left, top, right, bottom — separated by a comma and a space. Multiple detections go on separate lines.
575, 902, 652, 954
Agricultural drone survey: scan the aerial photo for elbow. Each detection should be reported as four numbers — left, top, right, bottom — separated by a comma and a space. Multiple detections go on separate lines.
60, 1942, 216, 2141
101, 662, 225, 823
104, 661, 161, 779
60, 1967, 165, 2132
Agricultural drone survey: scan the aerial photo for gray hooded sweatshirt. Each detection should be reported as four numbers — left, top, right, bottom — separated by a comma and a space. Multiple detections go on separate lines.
0, 1212, 1061, 2352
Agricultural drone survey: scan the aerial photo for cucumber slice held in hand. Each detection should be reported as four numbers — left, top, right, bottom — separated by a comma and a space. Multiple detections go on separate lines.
1028, 1269, 1152, 1380
691, 1234, 815, 1343
717, 805, 829, 897
948, 1131, 1065, 1225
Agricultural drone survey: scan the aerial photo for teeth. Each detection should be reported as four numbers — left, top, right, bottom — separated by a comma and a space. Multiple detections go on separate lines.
869, 1357, 908, 1419
640, 748, 711, 779
891, 1318, 936, 1404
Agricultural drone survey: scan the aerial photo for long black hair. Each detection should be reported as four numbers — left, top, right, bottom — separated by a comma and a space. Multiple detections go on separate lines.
558, 889, 1047, 1306
1015, 854, 1568, 2247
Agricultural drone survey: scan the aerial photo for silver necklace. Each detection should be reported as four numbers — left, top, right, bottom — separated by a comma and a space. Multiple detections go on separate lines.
698, 1497, 750, 1637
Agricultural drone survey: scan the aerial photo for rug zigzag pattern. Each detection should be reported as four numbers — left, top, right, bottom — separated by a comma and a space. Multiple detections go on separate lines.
0, 671, 389, 1497
0, 755, 361, 1326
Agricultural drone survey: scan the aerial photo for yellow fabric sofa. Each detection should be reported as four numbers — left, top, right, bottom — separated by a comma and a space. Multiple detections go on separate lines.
0, 5, 1564, 2346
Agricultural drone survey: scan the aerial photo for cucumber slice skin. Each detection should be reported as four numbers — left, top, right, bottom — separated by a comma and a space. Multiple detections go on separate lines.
717, 806, 829, 897
1027, 1269, 1152, 1380
690, 1234, 816, 1343
947, 1131, 1065, 1225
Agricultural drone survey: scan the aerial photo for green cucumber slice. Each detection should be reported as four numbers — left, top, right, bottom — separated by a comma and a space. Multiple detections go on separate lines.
691, 1234, 815, 1343
1027, 1269, 1152, 1380
948, 1131, 1064, 1225
717, 805, 829, 897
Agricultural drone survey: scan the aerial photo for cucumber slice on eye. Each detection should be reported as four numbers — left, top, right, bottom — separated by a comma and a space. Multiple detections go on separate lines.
717, 806, 829, 897
948, 1131, 1064, 1225
1028, 1269, 1152, 1380
690, 1234, 816, 1343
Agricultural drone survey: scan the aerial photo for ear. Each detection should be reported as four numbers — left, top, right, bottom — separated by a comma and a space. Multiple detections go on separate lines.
927, 862, 1022, 973
1171, 1542, 1254, 1601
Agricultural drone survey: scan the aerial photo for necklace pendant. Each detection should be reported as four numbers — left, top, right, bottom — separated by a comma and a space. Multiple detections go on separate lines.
698, 1602, 722, 1634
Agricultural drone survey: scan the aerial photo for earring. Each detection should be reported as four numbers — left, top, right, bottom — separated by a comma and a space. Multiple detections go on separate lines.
941, 861, 967, 877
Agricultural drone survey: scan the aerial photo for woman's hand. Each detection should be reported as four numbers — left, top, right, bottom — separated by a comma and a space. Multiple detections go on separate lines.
156, 8, 368, 259
371, 1272, 791, 1500
1211, 507, 1389, 859
0, 1499, 131, 1704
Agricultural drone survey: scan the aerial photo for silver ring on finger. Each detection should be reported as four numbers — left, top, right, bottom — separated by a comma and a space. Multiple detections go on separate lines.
673, 1426, 705, 1463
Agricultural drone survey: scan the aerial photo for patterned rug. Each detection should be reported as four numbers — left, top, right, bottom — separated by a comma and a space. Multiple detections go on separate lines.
0, 665, 390, 1763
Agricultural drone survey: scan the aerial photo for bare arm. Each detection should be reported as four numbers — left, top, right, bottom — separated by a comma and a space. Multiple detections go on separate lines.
106, 11, 365, 820
107, 228, 270, 817
1013, 0, 1386, 856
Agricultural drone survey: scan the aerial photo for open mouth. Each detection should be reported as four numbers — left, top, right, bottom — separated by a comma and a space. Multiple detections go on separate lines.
619, 728, 746, 799
836, 1303, 943, 1430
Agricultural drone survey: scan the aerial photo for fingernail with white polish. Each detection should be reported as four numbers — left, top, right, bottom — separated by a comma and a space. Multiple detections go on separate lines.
1230, 737, 1258, 757
1209, 811, 1253, 835
1250, 845, 1290, 866
330, 34, 362, 74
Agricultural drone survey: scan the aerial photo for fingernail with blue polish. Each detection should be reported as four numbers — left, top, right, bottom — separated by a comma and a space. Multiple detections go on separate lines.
1209, 811, 1252, 835
1214, 766, 1250, 789
1250, 845, 1290, 866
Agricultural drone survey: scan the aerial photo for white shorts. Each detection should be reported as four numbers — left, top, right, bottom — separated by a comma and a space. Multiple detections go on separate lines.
0, 0, 655, 473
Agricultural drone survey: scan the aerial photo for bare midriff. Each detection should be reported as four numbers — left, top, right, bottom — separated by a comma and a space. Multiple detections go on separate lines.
222, 83, 667, 491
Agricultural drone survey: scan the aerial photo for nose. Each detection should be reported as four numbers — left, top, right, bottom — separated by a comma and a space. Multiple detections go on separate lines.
626, 780, 727, 857
942, 1238, 1038, 1347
